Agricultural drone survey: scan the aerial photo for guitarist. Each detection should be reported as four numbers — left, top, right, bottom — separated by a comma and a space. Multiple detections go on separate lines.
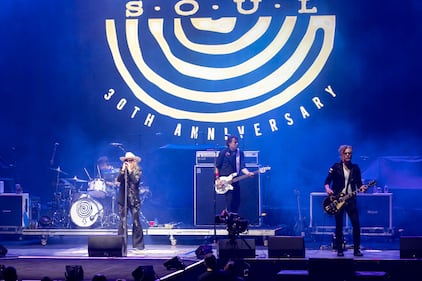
215, 135, 254, 215
324, 145, 366, 257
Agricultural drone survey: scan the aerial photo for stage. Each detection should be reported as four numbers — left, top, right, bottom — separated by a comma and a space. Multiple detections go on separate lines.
1, 229, 422, 281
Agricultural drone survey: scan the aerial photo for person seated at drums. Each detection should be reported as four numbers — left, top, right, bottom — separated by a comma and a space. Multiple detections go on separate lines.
97, 156, 113, 176
97, 156, 119, 186
117, 151, 145, 251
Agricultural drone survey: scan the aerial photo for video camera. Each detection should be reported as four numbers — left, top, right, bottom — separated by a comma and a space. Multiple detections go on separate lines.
215, 211, 248, 239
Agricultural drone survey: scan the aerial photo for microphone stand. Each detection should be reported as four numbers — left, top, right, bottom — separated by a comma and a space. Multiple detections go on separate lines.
213, 150, 218, 245
122, 167, 128, 257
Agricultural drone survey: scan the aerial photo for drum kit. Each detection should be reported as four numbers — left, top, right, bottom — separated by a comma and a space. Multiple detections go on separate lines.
49, 166, 151, 229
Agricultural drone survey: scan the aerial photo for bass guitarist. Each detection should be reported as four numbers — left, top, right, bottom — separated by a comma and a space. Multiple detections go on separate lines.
215, 135, 254, 215
324, 144, 367, 257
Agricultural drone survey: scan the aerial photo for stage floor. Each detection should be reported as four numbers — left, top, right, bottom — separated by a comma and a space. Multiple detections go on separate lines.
1, 233, 411, 281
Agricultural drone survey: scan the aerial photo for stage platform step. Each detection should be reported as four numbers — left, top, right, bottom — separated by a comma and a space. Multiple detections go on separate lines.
19, 227, 283, 245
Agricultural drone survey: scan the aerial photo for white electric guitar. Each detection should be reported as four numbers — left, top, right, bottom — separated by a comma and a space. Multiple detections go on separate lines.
215, 166, 271, 194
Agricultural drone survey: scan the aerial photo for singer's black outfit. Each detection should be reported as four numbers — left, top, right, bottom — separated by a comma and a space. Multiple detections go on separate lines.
215, 148, 246, 213
324, 162, 363, 254
117, 167, 144, 250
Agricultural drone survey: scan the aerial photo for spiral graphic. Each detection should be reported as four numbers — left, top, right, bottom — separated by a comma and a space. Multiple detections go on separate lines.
70, 198, 102, 227
75, 199, 93, 219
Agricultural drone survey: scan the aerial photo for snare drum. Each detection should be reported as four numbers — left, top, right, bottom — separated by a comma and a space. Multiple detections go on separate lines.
70, 195, 103, 228
88, 178, 107, 198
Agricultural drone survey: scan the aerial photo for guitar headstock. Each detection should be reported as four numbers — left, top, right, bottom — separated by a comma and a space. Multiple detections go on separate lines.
259, 166, 271, 173
367, 180, 377, 187
362, 180, 376, 191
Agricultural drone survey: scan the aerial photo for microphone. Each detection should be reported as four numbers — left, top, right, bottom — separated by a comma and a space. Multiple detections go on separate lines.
122, 162, 129, 171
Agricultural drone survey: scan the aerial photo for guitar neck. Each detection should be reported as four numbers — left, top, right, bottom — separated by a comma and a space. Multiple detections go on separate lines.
342, 190, 359, 201
231, 169, 259, 184
341, 183, 373, 200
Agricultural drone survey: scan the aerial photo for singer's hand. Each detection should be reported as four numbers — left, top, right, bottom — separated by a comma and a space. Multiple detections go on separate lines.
122, 162, 129, 171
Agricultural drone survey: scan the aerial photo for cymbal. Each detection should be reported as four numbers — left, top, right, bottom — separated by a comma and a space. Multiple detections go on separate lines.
65, 176, 88, 183
50, 167, 68, 175
102, 168, 120, 175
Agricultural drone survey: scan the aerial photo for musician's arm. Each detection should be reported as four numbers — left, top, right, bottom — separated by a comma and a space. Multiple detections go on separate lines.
324, 167, 334, 195
324, 184, 334, 195
355, 165, 366, 192
241, 167, 254, 177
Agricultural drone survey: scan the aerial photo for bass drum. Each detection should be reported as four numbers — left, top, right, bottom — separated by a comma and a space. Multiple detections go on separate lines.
70, 195, 103, 228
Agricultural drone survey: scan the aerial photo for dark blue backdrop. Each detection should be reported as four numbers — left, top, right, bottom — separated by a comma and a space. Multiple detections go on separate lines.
1, 1, 421, 232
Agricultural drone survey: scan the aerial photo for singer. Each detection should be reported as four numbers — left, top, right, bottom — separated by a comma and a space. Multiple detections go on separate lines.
117, 151, 145, 251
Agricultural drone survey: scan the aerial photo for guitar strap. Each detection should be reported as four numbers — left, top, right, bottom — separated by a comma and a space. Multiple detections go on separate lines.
236, 148, 240, 174
342, 163, 352, 194
346, 175, 352, 194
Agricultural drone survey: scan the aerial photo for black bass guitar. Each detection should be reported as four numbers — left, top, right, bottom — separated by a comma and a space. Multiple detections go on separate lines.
322, 180, 376, 215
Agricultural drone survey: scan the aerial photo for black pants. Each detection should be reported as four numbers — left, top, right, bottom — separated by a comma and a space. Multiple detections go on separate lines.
118, 201, 144, 249
335, 199, 360, 251
225, 182, 240, 213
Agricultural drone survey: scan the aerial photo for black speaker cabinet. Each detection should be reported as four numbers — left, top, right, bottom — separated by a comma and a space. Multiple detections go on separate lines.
308, 258, 355, 281
88, 236, 123, 257
0, 193, 29, 228
358, 193, 392, 228
194, 165, 261, 226
400, 236, 422, 259
217, 239, 256, 259
268, 236, 305, 258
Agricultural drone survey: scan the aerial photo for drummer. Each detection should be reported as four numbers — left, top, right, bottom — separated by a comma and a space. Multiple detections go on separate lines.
97, 156, 119, 186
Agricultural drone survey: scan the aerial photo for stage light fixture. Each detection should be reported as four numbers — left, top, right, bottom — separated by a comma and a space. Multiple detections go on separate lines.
195, 245, 213, 259
163, 256, 186, 270
132, 265, 156, 281
91, 273, 107, 281
65, 265, 84, 281
0, 265, 5, 280
0, 245, 7, 257
38, 216, 52, 227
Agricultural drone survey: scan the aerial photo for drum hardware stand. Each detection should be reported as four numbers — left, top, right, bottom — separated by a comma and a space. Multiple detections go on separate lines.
101, 188, 120, 228
139, 187, 150, 227
52, 197, 71, 229
49, 166, 72, 228
121, 168, 128, 256
139, 209, 149, 228
52, 188, 72, 229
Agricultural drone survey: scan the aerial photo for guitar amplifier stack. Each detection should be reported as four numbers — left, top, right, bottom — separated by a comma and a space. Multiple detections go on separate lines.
194, 151, 261, 226
195, 150, 259, 166
309, 192, 393, 235
0, 193, 29, 231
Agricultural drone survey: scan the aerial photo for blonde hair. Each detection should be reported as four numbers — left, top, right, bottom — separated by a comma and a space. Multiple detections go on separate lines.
338, 144, 352, 155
